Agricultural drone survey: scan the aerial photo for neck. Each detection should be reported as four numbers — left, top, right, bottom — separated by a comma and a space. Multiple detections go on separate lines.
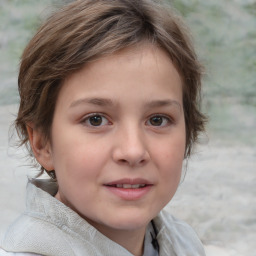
108, 228, 146, 256
89, 220, 147, 256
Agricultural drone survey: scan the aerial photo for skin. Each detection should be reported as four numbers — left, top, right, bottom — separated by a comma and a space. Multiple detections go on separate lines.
29, 44, 186, 256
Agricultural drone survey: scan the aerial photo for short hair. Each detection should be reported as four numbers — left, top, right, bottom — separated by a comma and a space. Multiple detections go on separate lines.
15, 0, 206, 172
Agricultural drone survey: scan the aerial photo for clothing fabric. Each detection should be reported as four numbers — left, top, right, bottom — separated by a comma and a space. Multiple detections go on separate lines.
143, 221, 159, 256
1, 180, 205, 256
0, 250, 38, 256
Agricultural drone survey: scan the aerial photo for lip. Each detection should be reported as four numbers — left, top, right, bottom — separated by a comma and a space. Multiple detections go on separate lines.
105, 178, 152, 186
104, 178, 153, 201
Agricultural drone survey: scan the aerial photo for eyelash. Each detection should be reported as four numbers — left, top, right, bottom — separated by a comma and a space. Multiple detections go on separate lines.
146, 114, 173, 127
80, 113, 111, 127
80, 113, 173, 128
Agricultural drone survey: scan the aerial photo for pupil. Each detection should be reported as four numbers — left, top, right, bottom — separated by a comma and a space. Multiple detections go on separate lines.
150, 116, 163, 126
89, 115, 102, 126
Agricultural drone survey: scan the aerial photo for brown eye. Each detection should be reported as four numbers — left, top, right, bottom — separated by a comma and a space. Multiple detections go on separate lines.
82, 114, 109, 127
147, 115, 171, 127
89, 115, 103, 126
150, 116, 164, 126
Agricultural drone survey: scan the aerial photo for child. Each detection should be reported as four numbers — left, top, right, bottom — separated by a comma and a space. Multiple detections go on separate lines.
0, 0, 206, 255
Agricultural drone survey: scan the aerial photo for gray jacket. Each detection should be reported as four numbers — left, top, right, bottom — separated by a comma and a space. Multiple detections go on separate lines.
1, 181, 206, 256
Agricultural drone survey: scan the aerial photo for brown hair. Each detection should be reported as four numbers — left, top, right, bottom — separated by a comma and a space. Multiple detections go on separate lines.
16, 0, 206, 173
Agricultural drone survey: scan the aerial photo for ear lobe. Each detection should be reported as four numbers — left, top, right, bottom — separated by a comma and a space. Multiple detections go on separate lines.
26, 124, 54, 171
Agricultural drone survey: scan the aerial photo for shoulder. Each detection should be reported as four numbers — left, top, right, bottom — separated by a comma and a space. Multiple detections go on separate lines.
1, 213, 74, 256
155, 210, 206, 256
0, 248, 41, 256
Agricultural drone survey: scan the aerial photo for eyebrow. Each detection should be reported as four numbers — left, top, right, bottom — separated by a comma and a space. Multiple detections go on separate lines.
145, 99, 182, 110
69, 97, 114, 108
69, 97, 181, 111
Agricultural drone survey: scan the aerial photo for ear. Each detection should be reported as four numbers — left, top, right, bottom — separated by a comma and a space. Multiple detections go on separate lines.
27, 124, 54, 171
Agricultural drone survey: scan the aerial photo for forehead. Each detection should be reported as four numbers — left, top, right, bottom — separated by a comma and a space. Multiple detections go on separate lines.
57, 44, 183, 109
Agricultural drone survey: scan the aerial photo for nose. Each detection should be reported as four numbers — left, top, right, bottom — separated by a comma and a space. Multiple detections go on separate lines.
112, 125, 150, 167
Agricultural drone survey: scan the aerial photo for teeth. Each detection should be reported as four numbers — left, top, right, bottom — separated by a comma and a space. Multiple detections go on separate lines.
114, 184, 146, 189
123, 184, 132, 189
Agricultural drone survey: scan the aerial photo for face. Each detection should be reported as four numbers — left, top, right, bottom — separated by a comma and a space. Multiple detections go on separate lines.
42, 44, 185, 238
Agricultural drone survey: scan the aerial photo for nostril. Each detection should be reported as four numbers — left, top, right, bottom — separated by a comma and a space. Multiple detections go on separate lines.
118, 158, 146, 166
117, 159, 130, 165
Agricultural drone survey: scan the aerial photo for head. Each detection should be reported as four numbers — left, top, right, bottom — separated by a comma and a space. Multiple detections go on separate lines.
16, 0, 206, 174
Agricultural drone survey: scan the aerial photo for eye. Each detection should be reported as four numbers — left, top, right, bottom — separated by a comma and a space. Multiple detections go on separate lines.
146, 115, 171, 127
82, 114, 110, 127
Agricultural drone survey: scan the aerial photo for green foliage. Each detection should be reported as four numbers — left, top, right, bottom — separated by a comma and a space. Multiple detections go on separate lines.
168, 0, 256, 145
169, 0, 256, 98
170, 0, 199, 17
244, 2, 256, 16
0, 0, 54, 105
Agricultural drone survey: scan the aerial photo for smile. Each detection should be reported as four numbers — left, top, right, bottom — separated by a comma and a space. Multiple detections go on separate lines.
107, 184, 147, 189
104, 178, 153, 200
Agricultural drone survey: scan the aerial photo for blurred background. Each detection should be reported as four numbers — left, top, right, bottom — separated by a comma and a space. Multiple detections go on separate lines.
0, 0, 255, 255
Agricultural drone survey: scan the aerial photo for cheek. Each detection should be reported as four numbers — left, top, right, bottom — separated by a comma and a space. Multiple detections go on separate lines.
51, 135, 109, 182
153, 135, 185, 183
159, 151, 183, 181
150, 141, 184, 212
156, 133, 186, 164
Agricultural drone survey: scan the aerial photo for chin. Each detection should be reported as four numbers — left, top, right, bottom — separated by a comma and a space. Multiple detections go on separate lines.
106, 211, 156, 231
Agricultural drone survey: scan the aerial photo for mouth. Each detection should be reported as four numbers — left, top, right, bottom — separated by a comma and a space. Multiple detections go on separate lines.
106, 184, 148, 189
104, 178, 152, 188
104, 178, 153, 200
